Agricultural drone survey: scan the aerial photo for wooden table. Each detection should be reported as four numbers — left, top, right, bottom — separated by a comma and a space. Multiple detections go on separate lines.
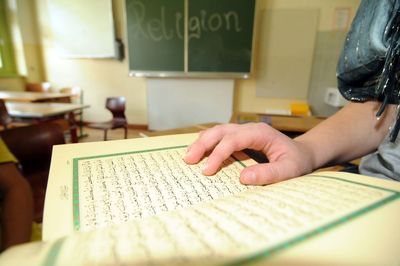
6, 102, 89, 143
142, 112, 325, 140
142, 123, 219, 137
0, 90, 72, 103
233, 112, 325, 136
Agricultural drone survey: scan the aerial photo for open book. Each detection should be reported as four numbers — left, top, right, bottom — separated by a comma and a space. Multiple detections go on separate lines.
1, 133, 399, 265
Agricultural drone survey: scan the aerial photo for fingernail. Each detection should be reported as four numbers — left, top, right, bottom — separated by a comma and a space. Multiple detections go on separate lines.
184, 148, 193, 160
202, 161, 209, 172
183, 154, 189, 162
244, 171, 256, 183
184, 155, 191, 163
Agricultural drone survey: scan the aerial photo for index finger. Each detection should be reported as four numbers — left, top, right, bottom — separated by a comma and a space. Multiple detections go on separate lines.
184, 124, 238, 164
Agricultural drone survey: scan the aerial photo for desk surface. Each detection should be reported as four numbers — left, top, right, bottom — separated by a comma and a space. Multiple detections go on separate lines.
143, 113, 325, 138
0, 90, 72, 102
233, 112, 325, 133
143, 122, 219, 137
6, 102, 89, 118
269, 115, 325, 132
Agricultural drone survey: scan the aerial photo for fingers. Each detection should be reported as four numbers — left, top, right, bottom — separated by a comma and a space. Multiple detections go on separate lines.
184, 123, 306, 183
239, 160, 302, 185
202, 132, 255, 175
187, 123, 276, 176
184, 124, 238, 165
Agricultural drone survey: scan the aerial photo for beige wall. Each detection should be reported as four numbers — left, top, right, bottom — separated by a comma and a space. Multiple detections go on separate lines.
0, 0, 43, 90
234, 0, 361, 114
16, 0, 45, 82
35, 0, 147, 125
0, 77, 25, 91
2, 0, 361, 125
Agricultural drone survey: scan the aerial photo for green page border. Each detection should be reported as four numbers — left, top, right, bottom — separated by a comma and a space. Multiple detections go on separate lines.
46, 159, 400, 265
43, 238, 65, 266
72, 145, 246, 231
225, 174, 400, 265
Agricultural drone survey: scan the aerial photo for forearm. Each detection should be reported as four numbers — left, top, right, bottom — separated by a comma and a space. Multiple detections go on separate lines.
295, 101, 396, 170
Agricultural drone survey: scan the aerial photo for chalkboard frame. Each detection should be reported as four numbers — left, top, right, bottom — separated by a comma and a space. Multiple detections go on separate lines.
125, 0, 256, 79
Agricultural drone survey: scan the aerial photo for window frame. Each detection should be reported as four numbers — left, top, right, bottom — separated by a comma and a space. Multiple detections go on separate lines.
0, 0, 17, 77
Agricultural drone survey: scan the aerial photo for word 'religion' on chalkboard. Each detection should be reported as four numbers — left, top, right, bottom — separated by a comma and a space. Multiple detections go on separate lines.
126, 0, 185, 72
125, 0, 256, 77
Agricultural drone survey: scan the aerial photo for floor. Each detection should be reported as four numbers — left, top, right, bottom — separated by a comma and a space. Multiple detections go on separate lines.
76, 126, 149, 143
77, 123, 216, 143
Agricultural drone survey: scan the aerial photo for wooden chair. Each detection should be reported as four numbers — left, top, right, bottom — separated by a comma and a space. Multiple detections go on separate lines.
0, 99, 12, 129
87, 97, 128, 141
59, 86, 82, 103
25, 82, 51, 92
0, 99, 30, 130
59, 87, 85, 138
0, 123, 66, 222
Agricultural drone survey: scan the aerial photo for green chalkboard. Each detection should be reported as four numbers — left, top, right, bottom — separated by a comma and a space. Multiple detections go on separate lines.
126, 0, 185, 72
125, 0, 255, 76
188, 0, 255, 73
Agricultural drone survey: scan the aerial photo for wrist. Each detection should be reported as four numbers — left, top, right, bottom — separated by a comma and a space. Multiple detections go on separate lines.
293, 137, 321, 172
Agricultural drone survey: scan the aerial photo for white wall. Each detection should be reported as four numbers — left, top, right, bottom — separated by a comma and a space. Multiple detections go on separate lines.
147, 79, 234, 130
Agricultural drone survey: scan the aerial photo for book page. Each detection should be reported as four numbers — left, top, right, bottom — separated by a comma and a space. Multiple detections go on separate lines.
43, 133, 256, 240
37, 134, 400, 265
74, 146, 250, 232
8, 172, 395, 266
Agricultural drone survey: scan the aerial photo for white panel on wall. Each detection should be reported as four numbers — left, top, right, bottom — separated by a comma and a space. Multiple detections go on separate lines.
307, 31, 347, 117
147, 79, 234, 131
48, 0, 115, 58
256, 9, 319, 99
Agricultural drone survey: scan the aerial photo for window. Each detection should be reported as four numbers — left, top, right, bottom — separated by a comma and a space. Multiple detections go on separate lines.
0, 0, 17, 76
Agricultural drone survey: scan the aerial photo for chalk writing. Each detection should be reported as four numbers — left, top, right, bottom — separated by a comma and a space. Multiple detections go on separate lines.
127, 1, 243, 42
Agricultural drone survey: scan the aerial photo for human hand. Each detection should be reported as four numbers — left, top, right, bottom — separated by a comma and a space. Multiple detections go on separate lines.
184, 123, 315, 185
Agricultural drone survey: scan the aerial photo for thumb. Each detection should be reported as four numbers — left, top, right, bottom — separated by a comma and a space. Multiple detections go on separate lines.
239, 161, 301, 185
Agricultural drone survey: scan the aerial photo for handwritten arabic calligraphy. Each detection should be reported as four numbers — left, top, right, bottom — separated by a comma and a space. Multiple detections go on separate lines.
77, 147, 248, 231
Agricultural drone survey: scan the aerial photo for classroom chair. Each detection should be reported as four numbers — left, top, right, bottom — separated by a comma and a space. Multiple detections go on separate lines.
59, 87, 85, 137
0, 123, 66, 222
0, 99, 12, 129
25, 82, 52, 92
86, 97, 128, 141
0, 99, 31, 130
59, 86, 82, 103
